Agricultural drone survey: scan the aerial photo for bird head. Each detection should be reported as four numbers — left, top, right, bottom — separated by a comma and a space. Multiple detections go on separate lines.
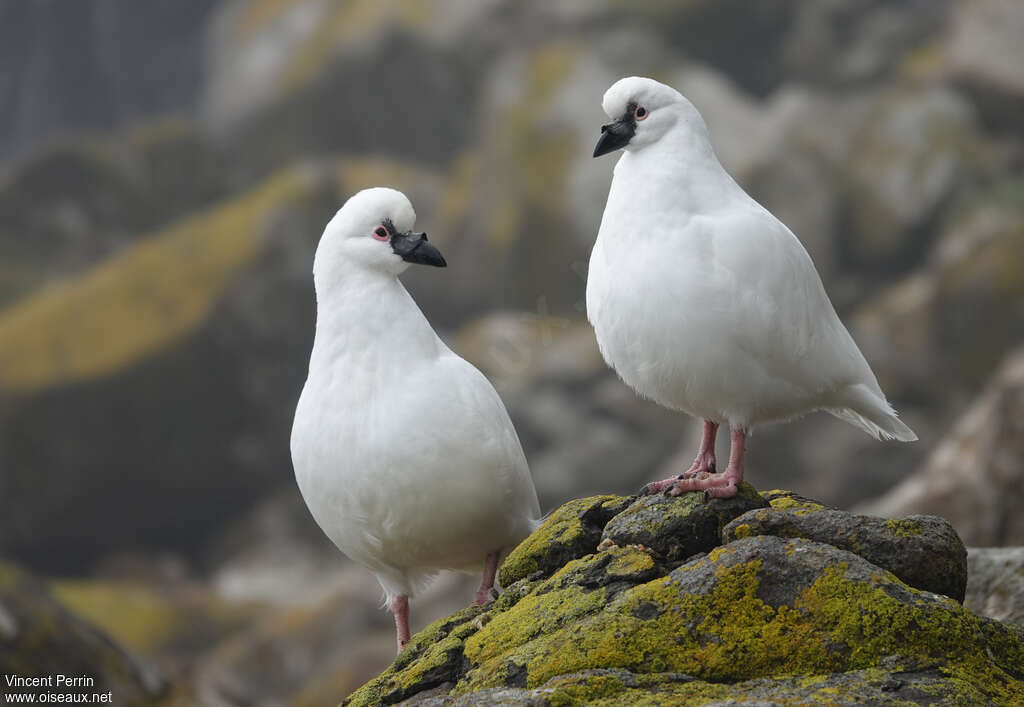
315, 187, 446, 278
593, 76, 704, 157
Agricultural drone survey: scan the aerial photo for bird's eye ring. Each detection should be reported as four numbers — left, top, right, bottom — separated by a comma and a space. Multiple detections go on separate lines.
635, 106, 648, 121
372, 226, 389, 241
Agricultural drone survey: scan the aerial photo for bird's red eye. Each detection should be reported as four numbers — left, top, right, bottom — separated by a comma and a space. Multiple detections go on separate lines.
373, 226, 389, 241
635, 106, 648, 121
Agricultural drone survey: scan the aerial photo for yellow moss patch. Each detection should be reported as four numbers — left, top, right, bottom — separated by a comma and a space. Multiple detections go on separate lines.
765, 490, 826, 515
605, 547, 655, 579
456, 543, 1024, 702
50, 581, 182, 653
498, 495, 625, 587
51, 579, 258, 655
885, 518, 923, 537
732, 523, 753, 539
0, 167, 312, 394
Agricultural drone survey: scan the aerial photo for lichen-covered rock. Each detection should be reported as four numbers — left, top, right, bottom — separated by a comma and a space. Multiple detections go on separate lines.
346, 491, 1024, 705
499, 495, 633, 587
409, 666, 997, 706
600, 482, 766, 564
722, 507, 967, 601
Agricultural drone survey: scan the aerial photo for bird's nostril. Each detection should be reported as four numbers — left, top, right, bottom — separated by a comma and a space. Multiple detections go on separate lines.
601, 123, 610, 133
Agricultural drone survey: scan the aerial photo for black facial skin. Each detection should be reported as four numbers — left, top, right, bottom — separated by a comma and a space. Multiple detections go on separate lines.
593, 101, 637, 158
384, 219, 447, 267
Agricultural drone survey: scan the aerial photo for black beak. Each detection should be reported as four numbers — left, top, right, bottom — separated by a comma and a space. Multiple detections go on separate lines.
391, 231, 446, 268
593, 118, 635, 157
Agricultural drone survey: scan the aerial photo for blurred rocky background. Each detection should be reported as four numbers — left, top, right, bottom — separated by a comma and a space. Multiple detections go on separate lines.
0, 0, 1022, 704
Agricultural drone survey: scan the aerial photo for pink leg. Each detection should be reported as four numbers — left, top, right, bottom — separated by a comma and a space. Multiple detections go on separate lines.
389, 595, 411, 654
641, 420, 718, 495
474, 551, 500, 605
668, 426, 746, 499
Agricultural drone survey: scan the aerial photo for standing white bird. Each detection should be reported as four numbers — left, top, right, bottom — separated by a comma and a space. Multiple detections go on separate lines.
291, 188, 541, 652
588, 77, 916, 500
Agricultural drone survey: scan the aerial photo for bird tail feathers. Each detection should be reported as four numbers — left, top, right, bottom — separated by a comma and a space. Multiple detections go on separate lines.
827, 384, 918, 442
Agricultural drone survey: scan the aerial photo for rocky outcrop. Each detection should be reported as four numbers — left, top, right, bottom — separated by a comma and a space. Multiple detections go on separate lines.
346, 487, 1022, 705
0, 161, 339, 572
0, 120, 230, 307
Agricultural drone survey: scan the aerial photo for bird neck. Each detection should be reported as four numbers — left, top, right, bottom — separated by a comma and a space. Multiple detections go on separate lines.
616, 127, 744, 213
310, 267, 442, 371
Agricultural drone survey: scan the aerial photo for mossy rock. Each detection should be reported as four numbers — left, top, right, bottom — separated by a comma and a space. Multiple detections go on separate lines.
601, 482, 767, 564
406, 665, 997, 705
346, 489, 1024, 705
723, 508, 967, 601
498, 495, 633, 587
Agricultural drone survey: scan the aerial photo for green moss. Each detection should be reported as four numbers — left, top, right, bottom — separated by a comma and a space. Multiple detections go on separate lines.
50, 581, 181, 653
763, 489, 826, 515
605, 547, 656, 579
541, 672, 630, 705
885, 518, 924, 537
498, 495, 627, 587
345, 604, 487, 707
458, 540, 1023, 702
732, 523, 753, 539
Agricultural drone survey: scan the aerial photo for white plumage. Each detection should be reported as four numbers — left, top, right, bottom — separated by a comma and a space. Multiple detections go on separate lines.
588, 77, 915, 498
291, 188, 540, 650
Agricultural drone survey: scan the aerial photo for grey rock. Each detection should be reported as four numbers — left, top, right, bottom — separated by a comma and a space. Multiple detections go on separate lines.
722, 507, 967, 601
966, 547, 1024, 628
601, 483, 767, 565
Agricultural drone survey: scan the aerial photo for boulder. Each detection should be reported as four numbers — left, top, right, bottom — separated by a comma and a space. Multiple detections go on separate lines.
722, 506, 966, 601
345, 489, 1023, 705
0, 162, 339, 572
602, 482, 767, 565
0, 120, 230, 307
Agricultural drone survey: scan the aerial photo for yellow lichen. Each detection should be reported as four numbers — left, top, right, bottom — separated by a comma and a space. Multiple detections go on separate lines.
732, 523, 753, 539
885, 518, 923, 537
498, 495, 625, 587
0, 167, 313, 395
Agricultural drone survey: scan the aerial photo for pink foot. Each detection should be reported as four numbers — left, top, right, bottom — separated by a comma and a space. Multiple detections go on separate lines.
640, 420, 718, 495
668, 427, 746, 500
473, 551, 500, 606
667, 466, 742, 499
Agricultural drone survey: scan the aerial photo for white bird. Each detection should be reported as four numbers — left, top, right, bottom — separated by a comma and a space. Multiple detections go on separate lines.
291, 188, 541, 652
588, 77, 916, 499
